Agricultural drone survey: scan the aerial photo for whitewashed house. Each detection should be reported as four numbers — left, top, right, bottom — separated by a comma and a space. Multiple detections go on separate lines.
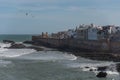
88, 28, 98, 40
66, 29, 76, 38
87, 24, 100, 40
111, 26, 120, 34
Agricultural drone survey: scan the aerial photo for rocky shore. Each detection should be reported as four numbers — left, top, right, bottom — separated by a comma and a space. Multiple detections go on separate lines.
116, 63, 120, 72
3, 40, 120, 75
26, 40, 120, 61
23, 40, 120, 74
3, 40, 44, 51
81, 64, 119, 78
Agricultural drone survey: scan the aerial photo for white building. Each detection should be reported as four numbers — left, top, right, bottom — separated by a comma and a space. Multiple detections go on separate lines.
67, 29, 75, 38
88, 27, 98, 40
111, 26, 120, 34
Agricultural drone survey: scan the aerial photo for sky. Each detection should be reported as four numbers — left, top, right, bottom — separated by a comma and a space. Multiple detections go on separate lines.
0, 0, 120, 34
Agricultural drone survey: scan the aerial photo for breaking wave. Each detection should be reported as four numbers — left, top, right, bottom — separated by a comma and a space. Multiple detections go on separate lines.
0, 49, 36, 58
0, 43, 36, 58
17, 51, 77, 61
0, 43, 11, 48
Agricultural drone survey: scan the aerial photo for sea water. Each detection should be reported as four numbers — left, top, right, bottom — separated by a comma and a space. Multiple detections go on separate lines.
0, 35, 120, 80
0, 34, 32, 42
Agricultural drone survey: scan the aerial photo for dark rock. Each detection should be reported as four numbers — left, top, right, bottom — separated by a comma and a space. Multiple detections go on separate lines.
85, 66, 89, 68
23, 40, 34, 44
116, 63, 120, 72
27, 46, 44, 51
96, 71, 107, 78
9, 43, 26, 49
97, 66, 108, 71
3, 40, 15, 44
89, 69, 93, 71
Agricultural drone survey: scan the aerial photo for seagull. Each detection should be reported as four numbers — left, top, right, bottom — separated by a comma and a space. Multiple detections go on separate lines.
26, 13, 28, 16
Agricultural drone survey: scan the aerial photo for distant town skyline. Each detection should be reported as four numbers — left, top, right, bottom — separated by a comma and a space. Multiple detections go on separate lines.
0, 0, 120, 34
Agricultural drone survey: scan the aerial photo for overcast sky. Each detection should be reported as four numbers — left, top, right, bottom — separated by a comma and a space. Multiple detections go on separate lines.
0, 0, 120, 34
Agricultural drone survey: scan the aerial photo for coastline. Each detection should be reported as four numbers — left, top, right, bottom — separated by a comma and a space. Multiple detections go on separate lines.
31, 37, 120, 62
1, 38, 120, 77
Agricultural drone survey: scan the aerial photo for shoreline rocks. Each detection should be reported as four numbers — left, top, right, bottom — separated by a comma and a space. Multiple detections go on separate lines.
96, 71, 107, 78
3, 40, 15, 44
81, 64, 119, 78
97, 66, 108, 71
9, 43, 26, 49
116, 63, 120, 72
8, 43, 44, 51
26, 46, 44, 51
2, 40, 44, 51
23, 40, 35, 44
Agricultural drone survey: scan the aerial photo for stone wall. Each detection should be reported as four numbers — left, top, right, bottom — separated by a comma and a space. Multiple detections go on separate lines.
110, 41, 120, 52
32, 36, 110, 52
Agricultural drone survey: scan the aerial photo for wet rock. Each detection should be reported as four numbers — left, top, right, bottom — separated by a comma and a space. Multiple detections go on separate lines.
3, 40, 15, 44
89, 69, 93, 71
85, 66, 89, 68
97, 66, 108, 71
96, 71, 107, 78
116, 63, 120, 72
27, 46, 44, 51
23, 40, 34, 44
9, 43, 26, 49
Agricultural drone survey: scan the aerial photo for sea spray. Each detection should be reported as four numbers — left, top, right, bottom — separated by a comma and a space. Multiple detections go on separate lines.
0, 49, 36, 58
16, 51, 78, 61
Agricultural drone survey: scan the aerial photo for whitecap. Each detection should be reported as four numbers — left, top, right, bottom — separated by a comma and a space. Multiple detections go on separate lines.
0, 48, 8, 52
0, 43, 11, 48
63, 53, 77, 61
0, 49, 36, 58
16, 51, 77, 61
106, 71, 119, 75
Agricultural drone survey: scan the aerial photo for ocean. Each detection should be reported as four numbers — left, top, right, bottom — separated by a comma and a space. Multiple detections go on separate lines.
0, 34, 32, 42
0, 35, 120, 80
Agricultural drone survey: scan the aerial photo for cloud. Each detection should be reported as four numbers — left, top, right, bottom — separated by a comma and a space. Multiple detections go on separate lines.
0, 0, 120, 34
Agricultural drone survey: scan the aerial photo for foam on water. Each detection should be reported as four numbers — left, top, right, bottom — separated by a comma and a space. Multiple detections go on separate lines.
106, 71, 119, 75
62, 57, 120, 76
17, 51, 77, 61
0, 49, 36, 58
0, 42, 36, 58
0, 48, 8, 52
0, 43, 11, 48
0, 42, 77, 60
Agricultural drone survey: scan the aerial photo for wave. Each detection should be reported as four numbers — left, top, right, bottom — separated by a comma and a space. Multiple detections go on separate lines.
0, 48, 8, 52
0, 43, 11, 48
0, 49, 36, 58
0, 42, 36, 58
16, 51, 77, 61
79, 63, 119, 75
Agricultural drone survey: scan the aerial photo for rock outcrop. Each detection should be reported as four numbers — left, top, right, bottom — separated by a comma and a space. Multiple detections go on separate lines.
116, 63, 120, 72
9, 43, 26, 49
97, 66, 107, 71
23, 40, 34, 44
96, 71, 107, 78
27, 46, 44, 51
3, 40, 15, 44
8, 43, 44, 51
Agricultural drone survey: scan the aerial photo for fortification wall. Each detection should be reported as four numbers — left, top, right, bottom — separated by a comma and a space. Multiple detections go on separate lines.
32, 36, 110, 52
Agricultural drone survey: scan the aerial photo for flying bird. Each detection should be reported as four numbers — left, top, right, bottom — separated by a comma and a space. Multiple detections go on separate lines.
26, 13, 28, 16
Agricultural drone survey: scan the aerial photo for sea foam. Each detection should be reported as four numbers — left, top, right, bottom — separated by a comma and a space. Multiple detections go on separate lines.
0, 42, 36, 58
0, 49, 36, 58
0, 43, 11, 48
